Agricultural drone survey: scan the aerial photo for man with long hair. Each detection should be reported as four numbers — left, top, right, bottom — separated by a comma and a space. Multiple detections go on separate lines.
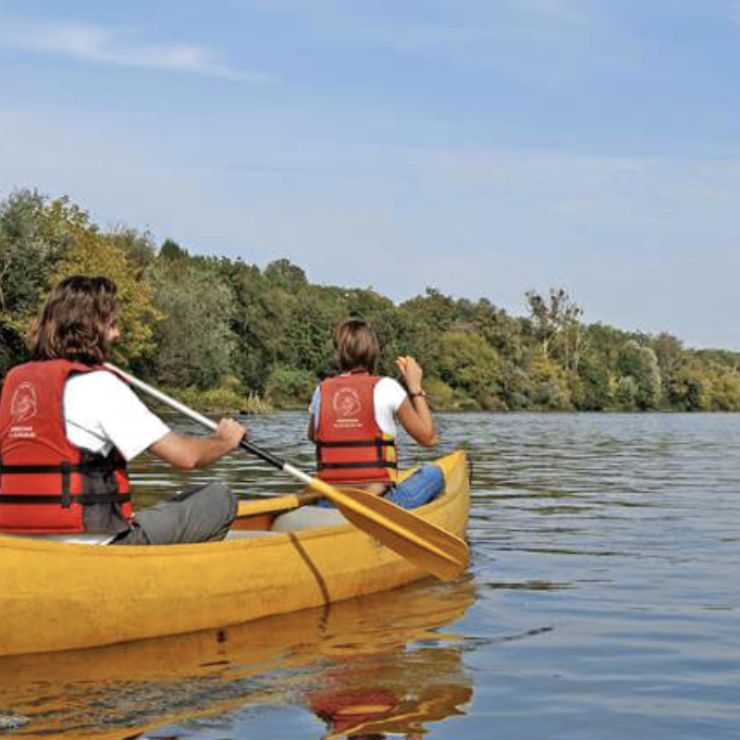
0, 275, 247, 544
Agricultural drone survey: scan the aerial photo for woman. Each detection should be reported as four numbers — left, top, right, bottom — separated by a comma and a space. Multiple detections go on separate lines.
308, 318, 443, 509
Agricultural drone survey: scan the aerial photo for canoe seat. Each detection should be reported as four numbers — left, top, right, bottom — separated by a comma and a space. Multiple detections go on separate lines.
224, 529, 283, 540
271, 506, 347, 532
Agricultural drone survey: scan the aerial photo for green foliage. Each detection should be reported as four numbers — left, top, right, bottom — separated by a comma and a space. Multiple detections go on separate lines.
615, 375, 639, 410
574, 354, 612, 410
424, 377, 456, 408
167, 383, 272, 415
264, 258, 308, 291
2, 190, 739, 413
0, 190, 66, 353
50, 199, 161, 365
616, 341, 662, 410
437, 330, 503, 404
107, 226, 157, 276
160, 238, 189, 261
149, 260, 234, 388
265, 366, 315, 407
530, 351, 573, 410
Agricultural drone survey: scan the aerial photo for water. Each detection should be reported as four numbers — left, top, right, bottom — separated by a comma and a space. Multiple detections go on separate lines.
1, 412, 739, 739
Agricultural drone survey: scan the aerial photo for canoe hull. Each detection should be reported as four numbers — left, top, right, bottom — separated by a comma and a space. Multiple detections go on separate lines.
0, 451, 469, 656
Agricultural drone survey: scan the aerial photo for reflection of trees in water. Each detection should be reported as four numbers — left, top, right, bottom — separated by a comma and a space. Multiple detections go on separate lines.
0, 579, 475, 738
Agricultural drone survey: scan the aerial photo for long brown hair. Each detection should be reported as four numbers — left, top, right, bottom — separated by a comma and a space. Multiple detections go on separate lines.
27, 276, 118, 364
333, 318, 380, 373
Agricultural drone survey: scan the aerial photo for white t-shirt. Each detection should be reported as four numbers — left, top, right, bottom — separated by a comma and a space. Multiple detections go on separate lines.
28, 371, 171, 544
64, 371, 171, 460
309, 376, 408, 436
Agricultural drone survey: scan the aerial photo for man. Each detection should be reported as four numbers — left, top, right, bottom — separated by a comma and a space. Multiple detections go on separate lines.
0, 275, 247, 544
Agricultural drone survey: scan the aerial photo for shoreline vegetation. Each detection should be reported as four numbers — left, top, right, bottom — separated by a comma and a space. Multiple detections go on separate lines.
2, 189, 740, 414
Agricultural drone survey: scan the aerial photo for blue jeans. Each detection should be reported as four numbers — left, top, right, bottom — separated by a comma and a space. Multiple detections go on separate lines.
319, 464, 445, 510
387, 464, 445, 509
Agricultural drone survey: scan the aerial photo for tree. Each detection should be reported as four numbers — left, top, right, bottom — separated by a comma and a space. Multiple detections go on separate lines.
437, 330, 503, 407
264, 258, 308, 292
107, 226, 157, 277
0, 190, 66, 364
160, 238, 189, 261
616, 340, 662, 410
574, 353, 612, 410
48, 198, 161, 366
149, 261, 235, 388
525, 287, 584, 366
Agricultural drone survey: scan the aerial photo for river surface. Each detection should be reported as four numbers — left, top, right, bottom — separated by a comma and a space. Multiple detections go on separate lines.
1, 412, 739, 739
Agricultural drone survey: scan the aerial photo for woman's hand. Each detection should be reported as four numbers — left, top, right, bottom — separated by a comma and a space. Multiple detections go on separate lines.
396, 355, 424, 395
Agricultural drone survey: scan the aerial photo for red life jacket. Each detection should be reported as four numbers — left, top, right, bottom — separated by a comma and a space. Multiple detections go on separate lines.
0, 360, 132, 534
314, 372, 398, 485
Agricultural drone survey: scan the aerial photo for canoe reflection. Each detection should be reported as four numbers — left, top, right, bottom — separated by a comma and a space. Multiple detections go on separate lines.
309, 650, 472, 739
0, 577, 475, 739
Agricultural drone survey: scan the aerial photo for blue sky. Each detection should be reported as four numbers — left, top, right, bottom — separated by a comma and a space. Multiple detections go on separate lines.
1, 1, 739, 349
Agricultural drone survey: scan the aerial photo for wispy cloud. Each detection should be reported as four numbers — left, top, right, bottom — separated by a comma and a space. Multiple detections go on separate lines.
0, 19, 270, 82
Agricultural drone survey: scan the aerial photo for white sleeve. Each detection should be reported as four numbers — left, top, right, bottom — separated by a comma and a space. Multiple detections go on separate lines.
309, 386, 321, 415
64, 371, 171, 461
373, 377, 408, 437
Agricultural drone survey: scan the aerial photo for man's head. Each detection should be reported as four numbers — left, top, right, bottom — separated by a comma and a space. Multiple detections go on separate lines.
27, 275, 119, 364
333, 318, 380, 373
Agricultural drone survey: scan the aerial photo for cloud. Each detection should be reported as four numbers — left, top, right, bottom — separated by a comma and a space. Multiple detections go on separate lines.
0, 19, 270, 82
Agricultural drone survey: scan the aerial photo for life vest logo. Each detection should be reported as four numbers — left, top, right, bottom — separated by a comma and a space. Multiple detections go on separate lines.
10, 382, 38, 424
333, 388, 362, 418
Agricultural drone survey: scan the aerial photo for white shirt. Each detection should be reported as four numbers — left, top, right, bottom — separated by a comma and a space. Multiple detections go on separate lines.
309, 376, 408, 436
28, 371, 170, 544
64, 371, 171, 460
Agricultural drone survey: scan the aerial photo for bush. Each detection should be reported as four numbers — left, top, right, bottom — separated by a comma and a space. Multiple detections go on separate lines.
265, 366, 315, 408
424, 377, 455, 409
169, 384, 272, 415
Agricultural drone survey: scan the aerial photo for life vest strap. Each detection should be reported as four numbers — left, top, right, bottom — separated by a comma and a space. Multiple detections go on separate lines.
0, 492, 132, 506
0, 460, 126, 475
317, 461, 398, 470
315, 439, 395, 449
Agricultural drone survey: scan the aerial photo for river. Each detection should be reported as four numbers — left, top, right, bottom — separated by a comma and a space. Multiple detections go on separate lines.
1, 412, 738, 739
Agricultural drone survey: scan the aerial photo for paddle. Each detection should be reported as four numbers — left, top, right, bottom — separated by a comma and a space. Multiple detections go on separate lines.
104, 364, 469, 581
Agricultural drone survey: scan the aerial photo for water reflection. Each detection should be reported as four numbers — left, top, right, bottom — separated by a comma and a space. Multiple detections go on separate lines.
0, 579, 475, 738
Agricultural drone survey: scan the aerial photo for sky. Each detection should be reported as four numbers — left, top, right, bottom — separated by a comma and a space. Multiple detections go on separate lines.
1, 0, 739, 349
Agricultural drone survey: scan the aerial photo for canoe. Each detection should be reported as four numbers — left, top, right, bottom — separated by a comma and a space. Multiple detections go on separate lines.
0, 450, 470, 657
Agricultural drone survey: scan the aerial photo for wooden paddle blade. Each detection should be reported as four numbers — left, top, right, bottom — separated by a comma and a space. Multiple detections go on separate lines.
236, 492, 321, 518
304, 477, 469, 582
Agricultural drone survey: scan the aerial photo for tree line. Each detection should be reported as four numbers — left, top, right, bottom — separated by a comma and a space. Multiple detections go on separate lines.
2, 189, 739, 413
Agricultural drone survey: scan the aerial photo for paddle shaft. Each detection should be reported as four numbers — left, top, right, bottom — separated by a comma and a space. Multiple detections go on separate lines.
104, 364, 301, 477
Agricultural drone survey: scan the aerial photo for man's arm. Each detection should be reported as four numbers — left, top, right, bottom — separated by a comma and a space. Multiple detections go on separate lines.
149, 418, 247, 470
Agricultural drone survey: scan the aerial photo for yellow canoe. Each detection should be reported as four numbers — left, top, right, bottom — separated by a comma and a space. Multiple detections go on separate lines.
0, 450, 470, 657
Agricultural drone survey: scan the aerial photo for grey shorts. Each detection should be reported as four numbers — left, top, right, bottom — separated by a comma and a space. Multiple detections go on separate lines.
112, 482, 238, 546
